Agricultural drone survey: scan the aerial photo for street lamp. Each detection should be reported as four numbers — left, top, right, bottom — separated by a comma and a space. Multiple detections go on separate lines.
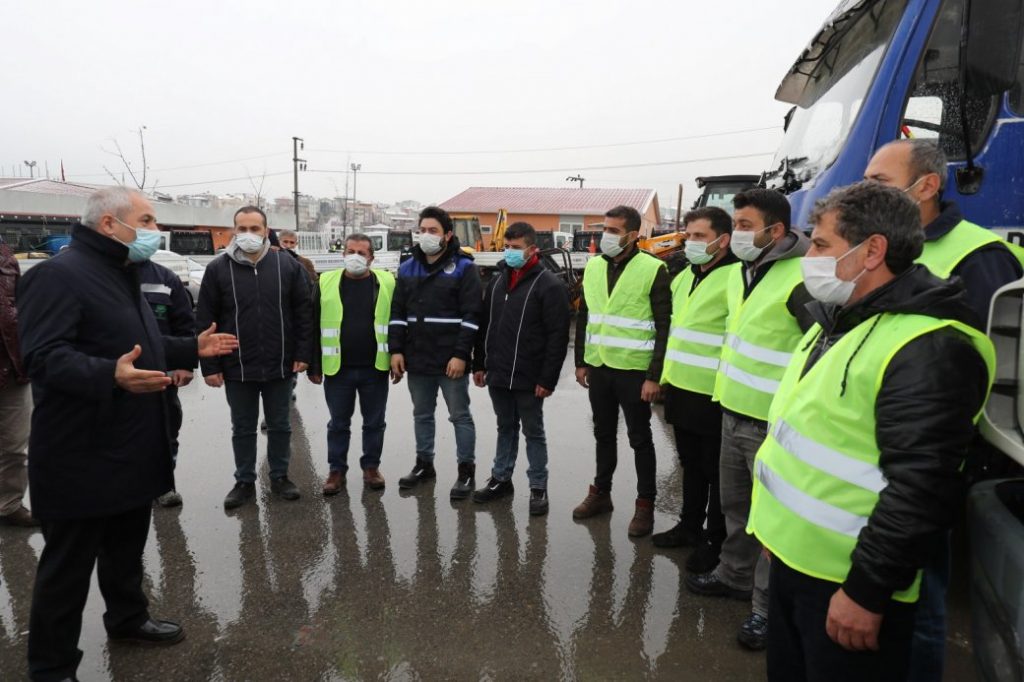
292, 137, 306, 230
23, 160, 37, 178
351, 163, 362, 228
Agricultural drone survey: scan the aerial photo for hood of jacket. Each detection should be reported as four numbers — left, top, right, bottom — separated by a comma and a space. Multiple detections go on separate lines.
225, 235, 271, 267
754, 228, 810, 269
807, 264, 981, 336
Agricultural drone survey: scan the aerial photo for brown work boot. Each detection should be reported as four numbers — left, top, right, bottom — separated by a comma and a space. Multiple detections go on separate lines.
322, 471, 344, 496
628, 498, 655, 537
363, 468, 386, 491
0, 505, 39, 528
572, 485, 614, 519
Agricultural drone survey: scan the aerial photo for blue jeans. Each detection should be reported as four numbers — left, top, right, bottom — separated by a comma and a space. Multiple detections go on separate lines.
406, 372, 475, 464
907, 532, 951, 682
324, 366, 389, 473
488, 386, 548, 489
224, 377, 293, 482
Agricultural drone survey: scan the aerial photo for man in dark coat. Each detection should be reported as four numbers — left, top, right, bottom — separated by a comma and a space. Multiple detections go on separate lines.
0, 235, 35, 526
17, 187, 237, 682
138, 257, 196, 507
471, 222, 570, 516
196, 206, 314, 510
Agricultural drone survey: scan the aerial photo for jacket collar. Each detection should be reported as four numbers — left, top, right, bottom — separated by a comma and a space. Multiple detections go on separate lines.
923, 201, 963, 242
71, 223, 131, 266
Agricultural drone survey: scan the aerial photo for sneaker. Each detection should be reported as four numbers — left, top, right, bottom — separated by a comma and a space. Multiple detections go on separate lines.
737, 612, 768, 651
529, 489, 549, 516
0, 505, 39, 527
572, 485, 614, 519
684, 572, 753, 601
472, 477, 514, 503
156, 490, 183, 508
651, 521, 698, 548
398, 459, 437, 489
450, 462, 476, 500
686, 537, 722, 574
224, 482, 256, 510
627, 499, 655, 537
322, 471, 344, 496
363, 468, 386, 490
270, 477, 300, 501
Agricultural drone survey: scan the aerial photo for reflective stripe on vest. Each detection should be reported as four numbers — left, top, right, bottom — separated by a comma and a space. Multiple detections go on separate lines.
582, 252, 665, 371
319, 268, 396, 374
712, 258, 805, 420
661, 263, 737, 396
747, 313, 995, 603
917, 219, 1024, 279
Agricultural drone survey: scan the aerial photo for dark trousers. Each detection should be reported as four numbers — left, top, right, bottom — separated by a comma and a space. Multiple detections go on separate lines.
224, 377, 293, 482
588, 366, 657, 500
768, 559, 917, 682
324, 366, 389, 473
907, 532, 951, 682
488, 386, 548, 489
28, 505, 153, 682
674, 424, 726, 544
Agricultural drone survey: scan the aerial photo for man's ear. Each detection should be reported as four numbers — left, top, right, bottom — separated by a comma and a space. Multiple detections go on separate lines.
865, 234, 889, 271
919, 173, 943, 203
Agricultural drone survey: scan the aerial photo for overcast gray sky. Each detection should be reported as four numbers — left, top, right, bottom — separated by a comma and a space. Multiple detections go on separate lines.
6, 0, 836, 210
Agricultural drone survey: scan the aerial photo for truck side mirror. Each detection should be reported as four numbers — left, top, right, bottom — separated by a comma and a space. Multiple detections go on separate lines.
965, 0, 1024, 97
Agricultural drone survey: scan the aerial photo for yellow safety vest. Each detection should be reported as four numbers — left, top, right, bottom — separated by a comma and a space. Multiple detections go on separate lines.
319, 268, 395, 374
712, 258, 804, 421
748, 313, 995, 602
918, 219, 1024, 279
583, 252, 666, 371
661, 263, 738, 396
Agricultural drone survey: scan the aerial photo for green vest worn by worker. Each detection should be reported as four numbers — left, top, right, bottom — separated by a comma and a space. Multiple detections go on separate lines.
661, 262, 739, 395
319, 268, 396, 374
583, 251, 666, 371
748, 313, 995, 602
712, 257, 805, 421
918, 218, 1024, 279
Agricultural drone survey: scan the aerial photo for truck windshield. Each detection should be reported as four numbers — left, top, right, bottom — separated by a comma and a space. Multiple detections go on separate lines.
769, 0, 905, 188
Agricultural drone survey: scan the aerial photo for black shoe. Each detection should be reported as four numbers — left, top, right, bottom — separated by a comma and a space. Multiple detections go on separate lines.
686, 538, 722, 574
108, 618, 186, 646
472, 477, 514, 503
529, 488, 549, 516
684, 571, 752, 600
398, 459, 437, 489
737, 612, 768, 651
223, 482, 255, 510
271, 477, 300, 500
450, 462, 476, 500
651, 521, 698, 548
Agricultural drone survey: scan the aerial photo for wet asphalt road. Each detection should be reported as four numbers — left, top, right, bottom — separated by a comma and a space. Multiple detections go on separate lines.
0, 351, 978, 680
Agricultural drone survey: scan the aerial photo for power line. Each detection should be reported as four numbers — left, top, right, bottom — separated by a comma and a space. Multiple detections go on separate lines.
153, 171, 293, 190
66, 152, 290, 179
307, 151, 775, 177
307, 126, 780, 156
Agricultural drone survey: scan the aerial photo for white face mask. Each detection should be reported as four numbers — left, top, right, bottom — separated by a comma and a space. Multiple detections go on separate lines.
730, 227, 772, 262
600, 232, 626, 258
419, 232, 444, 255
684, 234, 724, 266
800, 242, 867, 306
235, 232, 265, 254
344, 253, 369, 276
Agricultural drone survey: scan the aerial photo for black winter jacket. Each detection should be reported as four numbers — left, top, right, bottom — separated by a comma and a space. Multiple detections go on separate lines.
196, 243, 313, 382
472, 259, 570, 391
17, 224, 198, 520
388, 237, 482, 375
138, 260, 195, 337
799, 265, 989, 612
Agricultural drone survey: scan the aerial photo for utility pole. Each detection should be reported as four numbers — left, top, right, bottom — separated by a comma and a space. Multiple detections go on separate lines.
292, 136, 306, 231
566, 174, 584, 189
675, 183, 683, 230
351, 163, 362, 229
23, 160, 37, 178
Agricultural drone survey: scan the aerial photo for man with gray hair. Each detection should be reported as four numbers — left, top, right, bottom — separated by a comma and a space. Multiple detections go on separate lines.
17, 186, 238, 681
747, 181, 994, 681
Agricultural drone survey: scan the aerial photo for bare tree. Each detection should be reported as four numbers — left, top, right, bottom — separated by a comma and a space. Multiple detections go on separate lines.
246, 166, 267, 208
101, 126, 152, 190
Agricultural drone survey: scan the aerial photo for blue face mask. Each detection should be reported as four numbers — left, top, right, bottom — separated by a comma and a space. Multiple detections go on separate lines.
504, 247, 528, 269
115, 218, 162, 263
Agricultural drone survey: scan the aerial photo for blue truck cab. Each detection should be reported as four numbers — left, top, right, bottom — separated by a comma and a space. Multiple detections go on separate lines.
762, 2, 1024, 679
